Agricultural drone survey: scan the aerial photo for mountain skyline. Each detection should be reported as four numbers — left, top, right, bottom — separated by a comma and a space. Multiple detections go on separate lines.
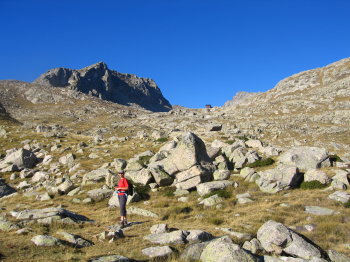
1, 0, 350, 108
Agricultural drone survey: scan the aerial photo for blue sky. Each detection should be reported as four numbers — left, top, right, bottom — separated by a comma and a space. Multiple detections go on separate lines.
1, 0, 349, 108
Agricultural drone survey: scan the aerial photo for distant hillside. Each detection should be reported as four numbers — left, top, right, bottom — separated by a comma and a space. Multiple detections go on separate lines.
223, 91, 260, 107
34, 62, 172, 112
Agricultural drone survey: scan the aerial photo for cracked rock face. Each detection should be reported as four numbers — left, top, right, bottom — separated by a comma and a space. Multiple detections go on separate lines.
33, 62, 172, 112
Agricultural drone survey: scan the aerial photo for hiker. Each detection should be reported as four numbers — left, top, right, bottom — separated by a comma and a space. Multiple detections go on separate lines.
115, 170, 129, 226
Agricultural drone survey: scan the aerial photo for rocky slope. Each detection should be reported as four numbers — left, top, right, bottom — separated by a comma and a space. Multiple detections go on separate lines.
221, 58, 350, 154
223, 91, 260, 107
34, 62, 172, 112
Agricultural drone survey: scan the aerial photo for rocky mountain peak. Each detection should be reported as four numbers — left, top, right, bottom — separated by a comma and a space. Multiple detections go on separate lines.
33, 63, 172, 112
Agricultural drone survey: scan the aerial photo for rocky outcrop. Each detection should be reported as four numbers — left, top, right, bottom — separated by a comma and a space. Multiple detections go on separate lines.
34, 62, 172, 112
223, 91, 260, 107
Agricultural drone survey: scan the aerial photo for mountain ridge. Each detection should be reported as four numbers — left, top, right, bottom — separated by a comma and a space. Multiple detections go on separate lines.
33, 62, 172, 112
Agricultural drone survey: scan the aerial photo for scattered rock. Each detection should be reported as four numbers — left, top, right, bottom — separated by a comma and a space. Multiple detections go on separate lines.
328, 191, 350, 204
31, 235, 62, 246
150, 224, 168, 234
87, 255, 130, 262
142, 246, 173, 258
144, 230, 188, 245
304, 206, 339, 216
57, 231, 94, 248
196, 180, 233, 196
127, 207, 159, 218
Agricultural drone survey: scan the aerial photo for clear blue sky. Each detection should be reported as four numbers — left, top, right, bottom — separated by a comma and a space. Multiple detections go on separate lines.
1, 0, 349, 108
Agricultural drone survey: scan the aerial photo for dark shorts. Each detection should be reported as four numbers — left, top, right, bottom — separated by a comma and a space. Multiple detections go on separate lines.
118, 194, 127, 216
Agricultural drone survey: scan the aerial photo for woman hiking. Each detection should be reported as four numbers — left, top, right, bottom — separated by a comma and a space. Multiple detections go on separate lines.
115, 170, 129, 227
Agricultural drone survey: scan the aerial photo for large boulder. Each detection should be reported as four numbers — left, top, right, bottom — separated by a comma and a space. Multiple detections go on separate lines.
151, 132, 213, 176
196, 180, 233, 196
82, 168, 113, 185
256, 165, 301, 193
257, 220, 326, 260
148, 166, 173, 186
173, 165, 214, 190
87, 188, 114, 202
0, 148, 37, 170
278, 147, 330, 171
125, 168, 153, 185
304, 169, 331, 185
200, 235, 258, 262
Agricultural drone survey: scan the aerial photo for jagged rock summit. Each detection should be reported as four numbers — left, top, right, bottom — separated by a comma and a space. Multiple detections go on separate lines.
34, 62, 172, 112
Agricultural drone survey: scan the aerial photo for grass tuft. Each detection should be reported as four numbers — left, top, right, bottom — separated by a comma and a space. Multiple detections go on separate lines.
155, 137, 168, 143
204, 189, 232, 199
300, 180, 327, 190
208, 217, 224, 225
246, 158, 275, 168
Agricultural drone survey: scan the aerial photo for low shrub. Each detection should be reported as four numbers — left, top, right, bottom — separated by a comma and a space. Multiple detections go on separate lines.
300, 181, 327, 190
246, 158, 275, 168
138, 155, 153, 166
155, 137, 168, 143
208, 217, 224, 225
343, 200, 350, 208
134, 183, 150, 199
204, 189, 232, 199
329, 154, 343, 162
172, 206, 193, 214
161, 187, 176, 197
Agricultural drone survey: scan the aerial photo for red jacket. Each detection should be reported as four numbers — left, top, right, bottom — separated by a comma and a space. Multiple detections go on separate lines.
115, 178, 129, 195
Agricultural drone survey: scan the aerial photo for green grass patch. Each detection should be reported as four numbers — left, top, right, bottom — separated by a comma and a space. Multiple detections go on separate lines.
134, 183, 150, 199
204, 189, 232, 199
300, 180, 327, 190
236, 136, 249, 141
155, 137, 168, 143
138, 155, 153, 166
246, 158, 275, 168
161, 187, 176, 197
343, 200, 350, 208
